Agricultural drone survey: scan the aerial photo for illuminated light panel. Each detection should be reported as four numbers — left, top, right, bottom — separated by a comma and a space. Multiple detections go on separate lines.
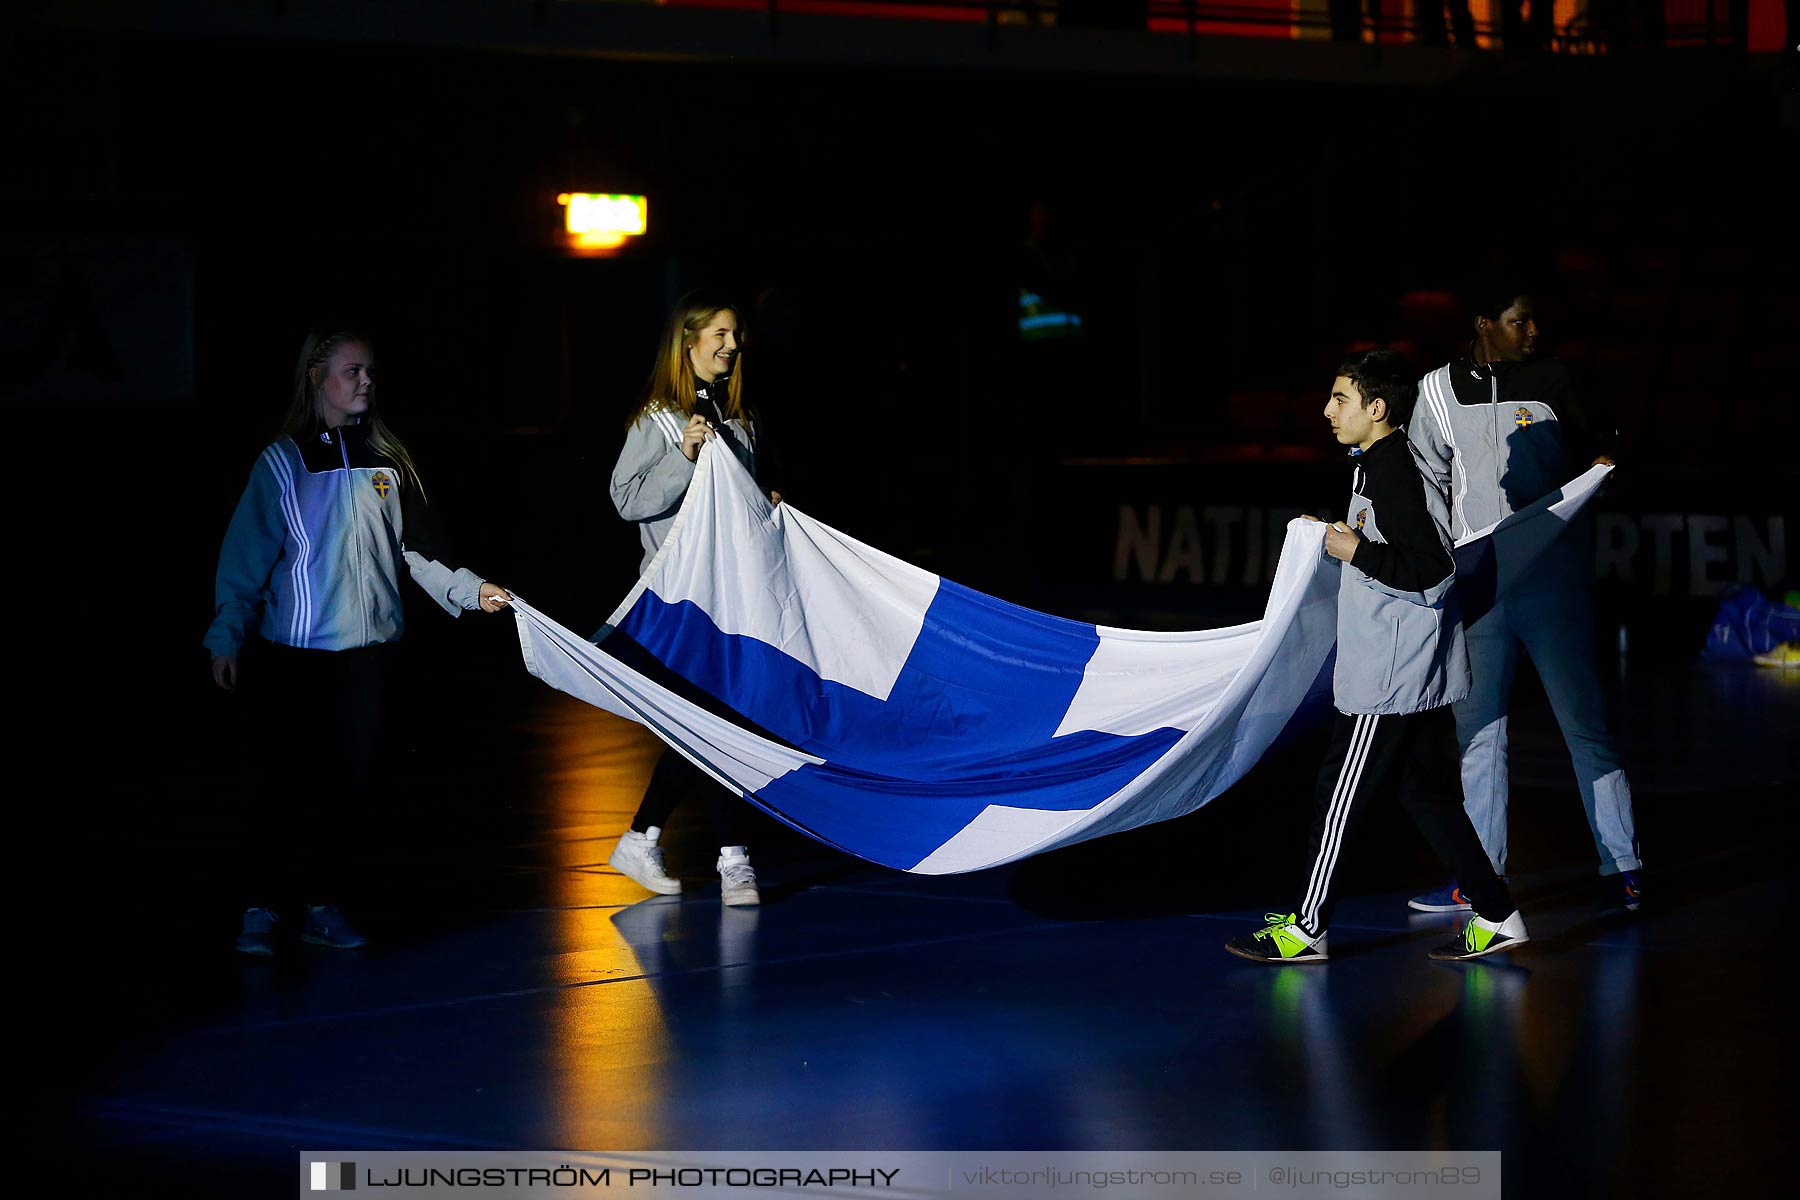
559, 193, 647, 250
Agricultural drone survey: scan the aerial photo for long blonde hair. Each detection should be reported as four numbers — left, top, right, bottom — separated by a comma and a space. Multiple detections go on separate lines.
281, 327, 428, 501
627, 290, 748, 429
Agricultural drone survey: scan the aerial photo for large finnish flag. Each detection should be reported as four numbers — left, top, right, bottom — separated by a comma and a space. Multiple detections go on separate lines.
514, 441, 1609, 874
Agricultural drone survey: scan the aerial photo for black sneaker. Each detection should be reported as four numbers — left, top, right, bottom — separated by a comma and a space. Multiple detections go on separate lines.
301, 904, 367, 949
1225, 912, 1328, 964
235, 907, 278, 957
1428, 910, 1529, 961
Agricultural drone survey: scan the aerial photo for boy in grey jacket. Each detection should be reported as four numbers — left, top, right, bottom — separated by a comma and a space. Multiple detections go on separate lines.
1227, 350, 1527, 964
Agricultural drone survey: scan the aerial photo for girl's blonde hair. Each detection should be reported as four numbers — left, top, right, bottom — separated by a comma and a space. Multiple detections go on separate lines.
627, 290, 747, 429
281, 328, 427, 501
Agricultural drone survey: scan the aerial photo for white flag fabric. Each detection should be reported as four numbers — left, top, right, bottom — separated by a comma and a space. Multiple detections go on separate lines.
513, 443, 1611, 874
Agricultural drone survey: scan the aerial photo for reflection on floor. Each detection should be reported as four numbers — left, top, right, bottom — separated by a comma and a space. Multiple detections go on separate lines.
64, 657, 1798, 1196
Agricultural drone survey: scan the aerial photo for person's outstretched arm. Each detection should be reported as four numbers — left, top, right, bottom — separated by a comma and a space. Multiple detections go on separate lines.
1540, 359, 1618, 467
399, 477, 508, 615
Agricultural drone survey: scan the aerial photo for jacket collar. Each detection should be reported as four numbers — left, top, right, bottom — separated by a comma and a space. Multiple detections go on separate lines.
1461, 344, 1530, 383
693, 377, 734, 426
1352, 428, 1406, 461
309, 419, 368, 448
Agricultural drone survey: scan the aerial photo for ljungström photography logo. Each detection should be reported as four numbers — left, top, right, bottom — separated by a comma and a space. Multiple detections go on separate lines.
310, 1161, 357, 1191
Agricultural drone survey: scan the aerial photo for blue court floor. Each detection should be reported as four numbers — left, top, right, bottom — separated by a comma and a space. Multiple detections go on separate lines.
61, 653, 1798, 1197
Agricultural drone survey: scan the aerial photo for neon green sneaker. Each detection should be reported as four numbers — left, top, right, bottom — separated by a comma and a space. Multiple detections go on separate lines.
1753, 642, 1800, 669
1225, 912, 1328, 964
1429, 909, 1529, 961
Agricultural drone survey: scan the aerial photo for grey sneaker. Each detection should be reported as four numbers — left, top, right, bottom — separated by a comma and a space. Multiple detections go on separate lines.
235, 907, 278, 957
301, 904, 367, 949
609, 827, 682, 894
717, 847, 761, 907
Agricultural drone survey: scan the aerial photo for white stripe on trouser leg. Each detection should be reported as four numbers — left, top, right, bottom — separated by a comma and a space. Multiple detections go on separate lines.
1301, 714, 1378, 932
1302, 713, 1375, 925
1301, 714, 1380, 934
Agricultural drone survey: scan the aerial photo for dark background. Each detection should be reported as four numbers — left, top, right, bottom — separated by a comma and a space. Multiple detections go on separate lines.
6, 6, 1795, 837
10, 8, 1798, 1186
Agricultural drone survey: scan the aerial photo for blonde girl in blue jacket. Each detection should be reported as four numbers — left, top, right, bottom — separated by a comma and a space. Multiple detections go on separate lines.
205, 327, 511, 956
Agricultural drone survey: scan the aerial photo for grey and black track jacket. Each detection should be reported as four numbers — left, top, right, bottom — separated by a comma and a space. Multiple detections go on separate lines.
1332, 431, 1472, 716
610, 378, 758, 574
204, 422, 486, 658
1410, 355, 1609, 541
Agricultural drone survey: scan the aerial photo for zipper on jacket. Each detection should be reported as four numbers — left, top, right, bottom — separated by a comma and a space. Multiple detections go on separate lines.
1488, 374, 1503, 500
337, 433, 369, 647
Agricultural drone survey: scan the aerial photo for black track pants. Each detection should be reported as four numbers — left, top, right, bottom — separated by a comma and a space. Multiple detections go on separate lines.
1295, 707, 1513, 935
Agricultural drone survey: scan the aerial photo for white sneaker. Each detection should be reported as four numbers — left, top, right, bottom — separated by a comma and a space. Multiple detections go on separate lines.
1429, 908, 1530, 961
716, 847, 761, 907
609, 827, 681, 894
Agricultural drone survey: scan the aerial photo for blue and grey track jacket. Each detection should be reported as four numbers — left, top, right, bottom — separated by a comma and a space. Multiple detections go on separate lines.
204, 423, 486, 657
1332, 431, 1472, 716
1410, 355, 1606, 541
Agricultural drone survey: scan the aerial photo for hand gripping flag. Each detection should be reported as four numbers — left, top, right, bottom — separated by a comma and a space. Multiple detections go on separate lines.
513, 442, 1611, 874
